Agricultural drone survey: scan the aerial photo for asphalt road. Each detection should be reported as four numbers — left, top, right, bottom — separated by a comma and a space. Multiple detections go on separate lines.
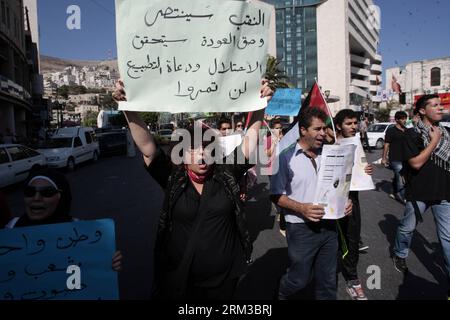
3, 149, 448, 300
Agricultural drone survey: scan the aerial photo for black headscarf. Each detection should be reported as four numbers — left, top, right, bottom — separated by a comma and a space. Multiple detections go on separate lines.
15, 168, 73, 227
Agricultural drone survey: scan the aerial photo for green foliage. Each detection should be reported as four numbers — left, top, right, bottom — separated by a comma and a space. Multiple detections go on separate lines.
86, 88, 107, 94
374, 108, 391, 122
374, 99, 397, 122
55, 85, 109, 99
57, 85, 69, 99
141, 112, 159, 124
82, 110, 98, 127
98, 93, 118, 110
265, 55, 291, 90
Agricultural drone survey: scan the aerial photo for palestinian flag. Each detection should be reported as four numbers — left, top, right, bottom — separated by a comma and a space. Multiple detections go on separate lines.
276, 80, 335, 155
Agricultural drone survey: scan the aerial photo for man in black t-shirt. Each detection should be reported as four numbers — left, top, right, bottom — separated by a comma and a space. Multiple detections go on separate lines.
382, 111, 408, 203
392, 94, 450, 299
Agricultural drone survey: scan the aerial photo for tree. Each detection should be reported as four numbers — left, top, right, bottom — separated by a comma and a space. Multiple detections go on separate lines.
374, 108, 390, 122
265, 55, 291, 90
83, 110, 98, 127
65, 102, 76, 112
57, 85, 69, 99
374, 99, 397, 122
141, 112, 159, 125
98, 92, 118, 110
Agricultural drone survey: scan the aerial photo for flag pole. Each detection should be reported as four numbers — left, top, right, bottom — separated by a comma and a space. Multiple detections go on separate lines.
315, 78, 337, 142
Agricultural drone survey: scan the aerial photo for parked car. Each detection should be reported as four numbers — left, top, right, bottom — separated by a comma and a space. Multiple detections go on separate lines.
156, 129, 174, 145
160, 123, 174, 131
37, 127, 100, 171
96, 130, 127, 157
0, 144, 47, 188
367, 122, 395, 149
441, 113, 450, 129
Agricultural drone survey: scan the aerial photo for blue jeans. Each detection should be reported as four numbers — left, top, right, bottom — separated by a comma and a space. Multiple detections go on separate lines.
279, 221, 338, 300
390, 161, 405, 200
394, 200, 450, 279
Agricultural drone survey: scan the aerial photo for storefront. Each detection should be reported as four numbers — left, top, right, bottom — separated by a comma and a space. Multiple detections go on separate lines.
414, 93, 450, 110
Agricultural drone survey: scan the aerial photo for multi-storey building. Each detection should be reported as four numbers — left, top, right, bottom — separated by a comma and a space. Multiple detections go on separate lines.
263, 0, 382, 114
0, 0, 42, 139
385, 56, 450, 110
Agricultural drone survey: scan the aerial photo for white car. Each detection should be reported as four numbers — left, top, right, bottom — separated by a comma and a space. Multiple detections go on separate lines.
441, 114, 450, 129
367, 122, 395, 149
156, 129, 174, 145
37, 127, 100, 171
0, 144, 47, 188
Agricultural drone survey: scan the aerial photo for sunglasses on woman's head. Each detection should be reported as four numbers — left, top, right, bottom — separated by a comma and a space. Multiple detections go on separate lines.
24, 186, 61, 198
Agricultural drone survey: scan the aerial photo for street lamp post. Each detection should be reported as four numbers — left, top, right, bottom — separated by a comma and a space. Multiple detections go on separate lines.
324, 90, 331, 102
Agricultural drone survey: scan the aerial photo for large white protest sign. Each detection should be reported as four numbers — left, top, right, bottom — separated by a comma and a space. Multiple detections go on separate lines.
314, 144, 356, 220
339, 134, 375, 191
115, 0, 272, 113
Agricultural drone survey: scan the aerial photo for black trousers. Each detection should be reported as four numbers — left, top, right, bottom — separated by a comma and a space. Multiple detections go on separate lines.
340, 191, 361, 281
186, 278, 239, 300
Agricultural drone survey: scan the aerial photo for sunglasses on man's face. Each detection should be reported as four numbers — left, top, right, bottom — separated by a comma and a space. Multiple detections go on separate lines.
24, 186, 61, 198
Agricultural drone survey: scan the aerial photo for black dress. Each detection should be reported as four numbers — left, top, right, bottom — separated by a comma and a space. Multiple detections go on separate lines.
146, 147, 251, 299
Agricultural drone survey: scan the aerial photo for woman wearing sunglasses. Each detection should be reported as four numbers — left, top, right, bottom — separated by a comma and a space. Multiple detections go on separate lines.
4, 168, 122, 272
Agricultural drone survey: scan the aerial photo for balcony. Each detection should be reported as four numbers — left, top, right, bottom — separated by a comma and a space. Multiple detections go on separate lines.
0, 76, 32, 103
351, 66, 370, 77
373, 54, 382, 63
350, 85, 369, 98
369, 74, 382, 82
371, 64, 382, 74
350, 54, 370, 66
370, 85, 380, 92
351, 79, 370, 89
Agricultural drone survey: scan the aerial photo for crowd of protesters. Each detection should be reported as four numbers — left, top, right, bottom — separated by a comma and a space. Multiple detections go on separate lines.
1, 77, 449, 303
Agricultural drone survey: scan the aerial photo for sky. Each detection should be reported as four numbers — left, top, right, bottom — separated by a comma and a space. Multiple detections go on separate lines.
37, 0, 450, 69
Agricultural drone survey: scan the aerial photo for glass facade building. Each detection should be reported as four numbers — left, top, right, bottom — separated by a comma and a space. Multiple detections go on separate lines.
263, 0, 323, 90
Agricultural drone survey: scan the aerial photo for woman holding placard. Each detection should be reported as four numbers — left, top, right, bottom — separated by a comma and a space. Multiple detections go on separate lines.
113, 79, 273, 300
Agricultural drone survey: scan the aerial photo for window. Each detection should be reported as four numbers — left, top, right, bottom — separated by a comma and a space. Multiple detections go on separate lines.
74, 137, 82, 147
6, 5, 10, 29
7, 147, 29, 161
1, 2, 6, 24
14, 15, 17, 38
0, 148, 9, 164
85, 132, 92, 144
430, 67, 441, 87
368, 124, 388, 133
24, 147, 40, 158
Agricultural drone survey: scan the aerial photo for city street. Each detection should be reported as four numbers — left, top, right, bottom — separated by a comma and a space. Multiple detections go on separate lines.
3, 149, 449, 300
